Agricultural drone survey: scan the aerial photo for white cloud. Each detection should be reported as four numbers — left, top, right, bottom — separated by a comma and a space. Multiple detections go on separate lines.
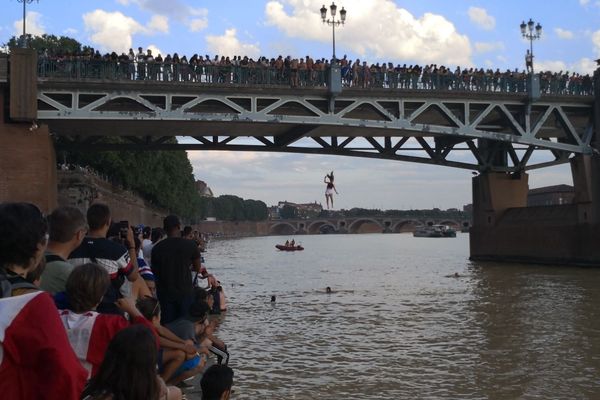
147, 44, 162, 56
83, 10, 147, 52
206, 29, 261, 59
188, 18, 208, 32
535, 60, 568, 73
265, 0, 472, 66
554, 28, 574, 40
83, 10, 172, 53
580, 0, 590, 5
474, 41, 505, 53
116, 0, 208, 32
467, 7, 495, 30
148, 15, 169, 33
13, 11, 45, 36
536, 58, 596, 74
63, 28, 78, 35
187, 8, 209, 32
593, 29, 600, 56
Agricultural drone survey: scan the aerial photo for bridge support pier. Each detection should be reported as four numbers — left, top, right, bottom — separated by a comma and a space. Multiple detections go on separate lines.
470, 158, 600, 266
0, 113, 57, 212
0, 49, 57, 213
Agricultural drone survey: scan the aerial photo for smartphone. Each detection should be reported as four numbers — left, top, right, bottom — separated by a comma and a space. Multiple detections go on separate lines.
119, 220, 129, 239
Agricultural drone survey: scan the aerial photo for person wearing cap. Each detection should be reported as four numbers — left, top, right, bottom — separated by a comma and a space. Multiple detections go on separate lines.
151, 215, 202, 324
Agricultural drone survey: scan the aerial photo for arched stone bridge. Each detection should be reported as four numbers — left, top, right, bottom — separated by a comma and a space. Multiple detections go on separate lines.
269, 217, 471, 235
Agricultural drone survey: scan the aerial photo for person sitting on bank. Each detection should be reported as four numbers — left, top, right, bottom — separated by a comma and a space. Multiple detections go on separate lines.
201, 364, 235, 400
41, 206, 87, 295
57, 263, 156, 379
81, 325, 182, 400
193, 288, 228, 360
136, 296, 206, 385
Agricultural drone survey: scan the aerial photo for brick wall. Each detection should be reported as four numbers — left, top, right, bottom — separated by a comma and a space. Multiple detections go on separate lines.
0, 89, 57, 212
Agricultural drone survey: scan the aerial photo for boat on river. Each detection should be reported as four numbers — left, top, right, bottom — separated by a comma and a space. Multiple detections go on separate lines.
413, 225, 457, 238
276, 244, 304, 251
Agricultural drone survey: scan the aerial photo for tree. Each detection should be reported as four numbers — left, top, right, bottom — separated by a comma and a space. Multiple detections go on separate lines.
59, 137, 202, 220
4, 34, 90, 55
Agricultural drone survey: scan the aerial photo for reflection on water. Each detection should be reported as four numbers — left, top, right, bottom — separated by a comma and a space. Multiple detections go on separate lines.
206, 234, 600, 399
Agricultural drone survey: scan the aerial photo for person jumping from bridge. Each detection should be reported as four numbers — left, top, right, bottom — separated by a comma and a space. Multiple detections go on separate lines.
324, 171, 339, 209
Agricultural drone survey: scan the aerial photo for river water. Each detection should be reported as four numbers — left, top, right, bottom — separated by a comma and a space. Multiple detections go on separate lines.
204, 233, 600, 399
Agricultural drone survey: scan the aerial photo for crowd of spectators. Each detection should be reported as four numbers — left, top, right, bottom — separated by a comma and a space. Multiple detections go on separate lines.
37, 46, 595, 96
0, 201, 233, 400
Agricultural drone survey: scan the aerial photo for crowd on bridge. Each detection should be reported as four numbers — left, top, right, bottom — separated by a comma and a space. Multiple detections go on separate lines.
37, 47, 595, 96
0, 201, 234, 399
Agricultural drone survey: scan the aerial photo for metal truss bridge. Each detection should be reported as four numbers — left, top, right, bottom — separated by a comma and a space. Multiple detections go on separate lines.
37, 79, 596, 172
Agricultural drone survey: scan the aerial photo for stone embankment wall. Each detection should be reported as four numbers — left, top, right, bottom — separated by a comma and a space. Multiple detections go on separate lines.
195, 220, 270, 238
57, 170, 167, 226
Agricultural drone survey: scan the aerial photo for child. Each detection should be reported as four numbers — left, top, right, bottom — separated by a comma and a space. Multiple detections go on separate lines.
136, 296, 206, 385
58, 263, 155, 378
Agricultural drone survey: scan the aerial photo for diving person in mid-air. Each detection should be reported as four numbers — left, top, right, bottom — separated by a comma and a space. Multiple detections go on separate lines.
324, 171, 339, 209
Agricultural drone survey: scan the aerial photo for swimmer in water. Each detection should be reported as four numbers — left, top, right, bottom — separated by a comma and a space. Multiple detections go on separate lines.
271, 295, 276, 302
445, 272, 461, 278
326, 286, 332, 293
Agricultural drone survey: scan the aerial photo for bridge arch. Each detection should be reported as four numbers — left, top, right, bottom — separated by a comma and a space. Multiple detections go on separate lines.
269, 222, 296, 235
307, 220, 337, 234
392, 219, 424, 233
347, 218, 384, 234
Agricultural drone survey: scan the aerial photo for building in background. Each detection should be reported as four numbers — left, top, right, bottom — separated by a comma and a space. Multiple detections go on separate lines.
272, 201, 323, 219
527, 185, 575, 206
195, 180, 214, 197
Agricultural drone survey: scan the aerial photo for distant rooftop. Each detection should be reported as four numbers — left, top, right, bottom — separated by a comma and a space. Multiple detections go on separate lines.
528, 184, 574, 195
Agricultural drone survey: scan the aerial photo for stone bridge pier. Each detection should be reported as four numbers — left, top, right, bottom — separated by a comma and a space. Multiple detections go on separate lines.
470, 66, 600, 266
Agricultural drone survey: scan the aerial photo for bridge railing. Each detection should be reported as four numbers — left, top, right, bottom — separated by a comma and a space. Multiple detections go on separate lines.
36, 59, 594, 96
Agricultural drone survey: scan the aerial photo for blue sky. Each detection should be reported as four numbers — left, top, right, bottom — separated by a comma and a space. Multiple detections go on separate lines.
2, 0, 599, 209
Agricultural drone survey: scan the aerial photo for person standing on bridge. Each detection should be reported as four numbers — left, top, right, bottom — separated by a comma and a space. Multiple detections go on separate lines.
324, 171, 339, 209
525, 50, 533, 74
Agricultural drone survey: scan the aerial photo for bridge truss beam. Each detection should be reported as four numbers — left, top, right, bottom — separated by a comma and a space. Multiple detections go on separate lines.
38, 84, 595, 172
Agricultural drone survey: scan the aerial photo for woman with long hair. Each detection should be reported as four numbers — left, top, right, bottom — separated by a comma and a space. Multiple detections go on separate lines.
81, 325, 181, 400
324, 171, 339, 210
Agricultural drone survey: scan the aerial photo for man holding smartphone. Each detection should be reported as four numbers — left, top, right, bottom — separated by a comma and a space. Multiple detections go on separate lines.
69, 203, 143, 314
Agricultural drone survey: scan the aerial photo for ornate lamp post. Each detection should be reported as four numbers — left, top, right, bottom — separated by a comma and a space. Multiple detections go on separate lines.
520, 18, 542, 73
17, 0, 39, 48
320, 2, 346, 63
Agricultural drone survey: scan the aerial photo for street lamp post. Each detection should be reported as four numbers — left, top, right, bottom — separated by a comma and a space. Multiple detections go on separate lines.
520, 18, 542, 73
17, 0, 39, 48
320, 3, 346, 99
320, 2, 346, 63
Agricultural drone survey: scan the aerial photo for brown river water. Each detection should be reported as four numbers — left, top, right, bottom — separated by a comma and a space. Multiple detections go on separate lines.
191, 233, 600, 399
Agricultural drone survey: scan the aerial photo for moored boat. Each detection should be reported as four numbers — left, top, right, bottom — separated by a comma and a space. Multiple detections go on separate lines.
413, 225, 457, 238
275, 244, 304, 251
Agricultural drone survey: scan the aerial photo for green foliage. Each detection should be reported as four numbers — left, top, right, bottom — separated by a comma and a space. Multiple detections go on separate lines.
197, 195, 268, 221
279, 204, 298, 219
59, 137, 202, 219
4, 34, 91, 55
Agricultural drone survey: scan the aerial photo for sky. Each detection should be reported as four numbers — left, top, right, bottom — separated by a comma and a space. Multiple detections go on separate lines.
2, 0, 599, 210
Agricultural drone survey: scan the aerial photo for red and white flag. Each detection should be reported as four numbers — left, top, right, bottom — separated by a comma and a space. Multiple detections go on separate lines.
0, 291, 87, 400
